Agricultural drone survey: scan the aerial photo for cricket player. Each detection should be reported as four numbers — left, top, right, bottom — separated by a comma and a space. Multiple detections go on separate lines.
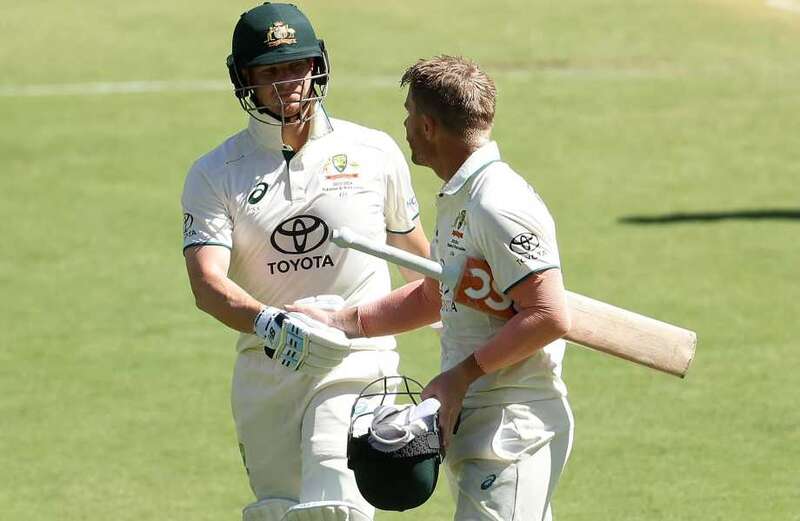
291, 56, 574, 520
180, 4, 428, 521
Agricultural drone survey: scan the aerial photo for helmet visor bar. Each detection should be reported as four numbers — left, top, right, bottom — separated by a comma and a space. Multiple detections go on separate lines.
235, 69, 329, 126
348, 376, 425, 441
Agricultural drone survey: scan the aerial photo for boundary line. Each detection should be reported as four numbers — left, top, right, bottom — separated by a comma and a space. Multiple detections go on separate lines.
766, 0, 800, 13
0, 68, 674, 98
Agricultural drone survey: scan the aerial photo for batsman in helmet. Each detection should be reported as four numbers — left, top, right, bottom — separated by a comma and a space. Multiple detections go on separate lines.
180, 3, 430, 521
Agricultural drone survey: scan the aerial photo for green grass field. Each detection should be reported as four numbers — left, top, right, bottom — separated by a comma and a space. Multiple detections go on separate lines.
1, 1, 798, 519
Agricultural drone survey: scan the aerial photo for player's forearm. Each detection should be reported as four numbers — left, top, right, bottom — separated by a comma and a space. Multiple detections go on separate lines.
473, 305, 570, 373
330, 277, 440, 338
190, 271, 263, 333
426, 293, 571, 409
397, 264, 425, 283
473, 269, 571, 374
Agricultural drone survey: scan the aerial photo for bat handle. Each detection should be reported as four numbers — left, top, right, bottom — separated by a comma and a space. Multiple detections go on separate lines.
331, 227, 452, 283
330, 227, 357, 248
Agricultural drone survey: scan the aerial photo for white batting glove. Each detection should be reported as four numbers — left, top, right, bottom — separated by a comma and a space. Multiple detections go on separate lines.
254, 306, 351, 376
253, 306, 285, 348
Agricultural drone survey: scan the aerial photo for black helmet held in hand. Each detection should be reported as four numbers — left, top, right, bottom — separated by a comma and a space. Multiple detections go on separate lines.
347, 376, 444, 512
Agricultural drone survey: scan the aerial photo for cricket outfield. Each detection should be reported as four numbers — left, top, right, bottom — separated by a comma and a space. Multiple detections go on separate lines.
1, 1, 798, 519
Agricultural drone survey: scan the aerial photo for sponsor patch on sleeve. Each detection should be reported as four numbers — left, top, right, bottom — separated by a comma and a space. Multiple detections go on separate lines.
508, 232, 545, 260
183, 213, 197, 239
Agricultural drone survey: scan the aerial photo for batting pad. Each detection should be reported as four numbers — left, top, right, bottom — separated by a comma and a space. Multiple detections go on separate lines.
281, 501, 371, 521
243, 498, 298, 521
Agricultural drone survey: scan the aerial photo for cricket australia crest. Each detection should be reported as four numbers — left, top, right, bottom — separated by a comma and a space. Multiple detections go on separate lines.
453, 210, 467, 231
265, 21, 297, 47
331, 154, 348, 173
323, 153, 361, 195
450, 209, 467, 241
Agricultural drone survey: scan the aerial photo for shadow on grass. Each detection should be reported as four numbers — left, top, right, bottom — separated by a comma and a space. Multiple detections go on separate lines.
619, 209, 800, 224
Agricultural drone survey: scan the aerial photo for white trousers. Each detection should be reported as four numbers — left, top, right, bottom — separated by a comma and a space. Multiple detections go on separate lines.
445, 397, 574, 521
231, 348, 400, 516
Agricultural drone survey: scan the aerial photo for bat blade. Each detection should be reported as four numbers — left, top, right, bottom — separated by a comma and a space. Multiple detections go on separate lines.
331, 227, 697, 378
565, 292, 696, 377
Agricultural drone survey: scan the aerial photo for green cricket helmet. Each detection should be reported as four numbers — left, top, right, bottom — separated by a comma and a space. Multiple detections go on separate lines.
226, 2, 330, 124
347, 376, 444, 512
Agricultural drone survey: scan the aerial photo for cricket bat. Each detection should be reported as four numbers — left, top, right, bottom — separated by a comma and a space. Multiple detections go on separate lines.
332, 227, 697, 378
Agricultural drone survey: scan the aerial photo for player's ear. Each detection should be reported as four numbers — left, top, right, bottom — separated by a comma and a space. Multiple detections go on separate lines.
421, 113, 436, 140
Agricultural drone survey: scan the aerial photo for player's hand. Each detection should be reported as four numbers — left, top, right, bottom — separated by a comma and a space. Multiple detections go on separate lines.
292, 294, 345, 314
284, 294, 344, 326
285, 305, 335, 327
254, 306, 352, 376
421, 354, 484, 448
421, 369, 467, 448
286, 295, 362, 338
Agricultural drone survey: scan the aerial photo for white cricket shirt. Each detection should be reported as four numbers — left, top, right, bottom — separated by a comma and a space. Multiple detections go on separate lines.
182, 108, 420, 352
431, 141, 568, 407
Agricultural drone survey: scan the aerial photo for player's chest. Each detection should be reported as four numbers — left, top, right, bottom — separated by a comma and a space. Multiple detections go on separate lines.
433, 197, 478, 262
237, 148, 381, 205
434, 199, 514, 322
228, 150, 385, 238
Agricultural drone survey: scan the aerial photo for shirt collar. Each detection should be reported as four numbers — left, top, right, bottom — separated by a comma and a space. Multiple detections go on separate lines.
247, 104, 334, 152
439, 141, 501, 196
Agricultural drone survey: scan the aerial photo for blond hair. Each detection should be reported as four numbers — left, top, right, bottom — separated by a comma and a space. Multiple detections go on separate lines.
401, 55, 496, 139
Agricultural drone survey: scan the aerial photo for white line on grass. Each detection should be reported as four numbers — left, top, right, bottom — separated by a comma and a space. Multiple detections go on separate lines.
0, 78, 402, 97
0, 68, 674, 98
0, 80, 231, 97
766, 0, 800, 13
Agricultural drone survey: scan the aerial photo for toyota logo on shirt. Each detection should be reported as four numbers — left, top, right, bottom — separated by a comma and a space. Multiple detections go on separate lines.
509, 232, 539, 254
270, 215, 330, 254
183, 213, 194, 233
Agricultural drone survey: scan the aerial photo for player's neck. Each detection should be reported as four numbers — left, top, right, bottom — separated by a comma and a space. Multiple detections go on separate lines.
281, 121, 311, 152
433, 136, 486, 182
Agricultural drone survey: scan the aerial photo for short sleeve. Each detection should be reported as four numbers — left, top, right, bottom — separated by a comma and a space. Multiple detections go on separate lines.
181, 163, 233, 251
382, 136, 420, 234
470, 191, 561, 293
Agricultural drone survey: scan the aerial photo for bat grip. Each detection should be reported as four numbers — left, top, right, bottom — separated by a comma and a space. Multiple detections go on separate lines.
331, 227, 451, 283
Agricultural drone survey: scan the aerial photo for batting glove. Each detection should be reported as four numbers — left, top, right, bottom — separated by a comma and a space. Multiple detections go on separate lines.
254, 306, 351, 376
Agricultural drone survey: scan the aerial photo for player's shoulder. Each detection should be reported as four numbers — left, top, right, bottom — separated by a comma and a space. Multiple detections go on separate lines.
328, 117, 402, 155
466, 161, 556, 229
468, 161, 537, 210
188, 127, 256, 179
